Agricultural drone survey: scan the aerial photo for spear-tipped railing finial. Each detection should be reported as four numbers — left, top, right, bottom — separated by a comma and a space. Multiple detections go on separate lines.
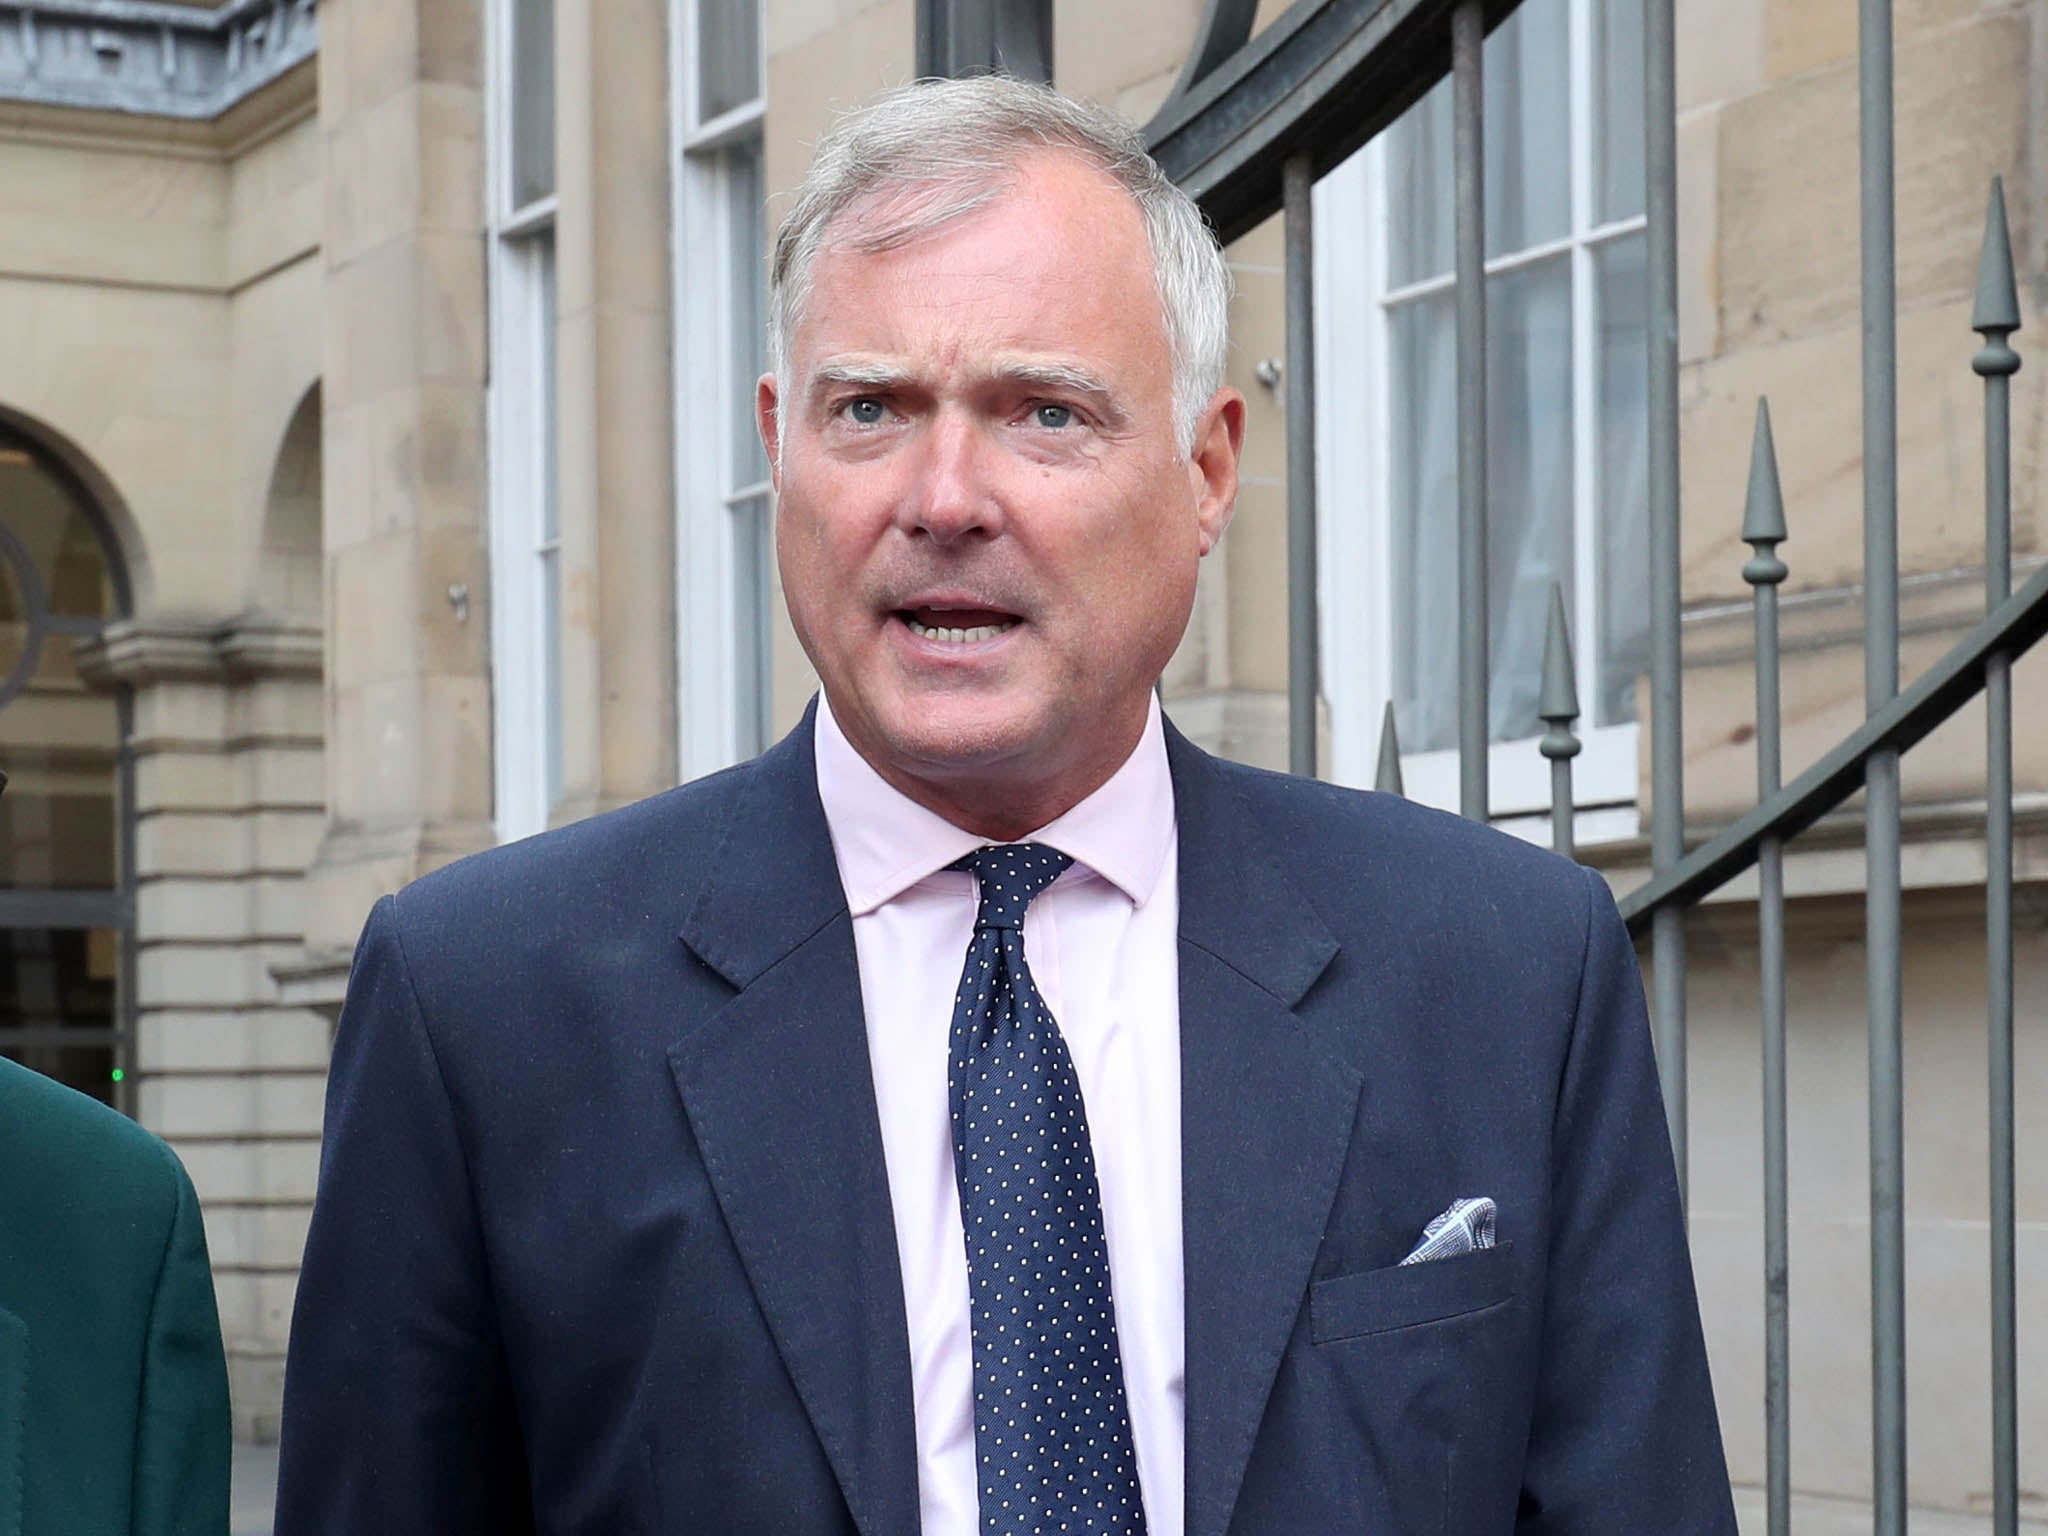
1743, 398, 1790, 589
1538, 584, 1581, 763
1973, 178, 2022, 363
1374, 700, 1405, 797
1538, 585, 1580, 857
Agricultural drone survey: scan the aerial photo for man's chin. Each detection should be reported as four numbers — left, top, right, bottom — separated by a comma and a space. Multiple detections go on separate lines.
873, 708, 1047, 778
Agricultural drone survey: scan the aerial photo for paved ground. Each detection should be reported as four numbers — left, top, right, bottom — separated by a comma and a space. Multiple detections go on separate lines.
1728, 1488, 2046, 1533
231, 1445, 2046, 1533
231, 1440, 278, 1536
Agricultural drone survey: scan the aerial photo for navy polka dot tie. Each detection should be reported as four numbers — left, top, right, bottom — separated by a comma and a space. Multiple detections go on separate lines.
948, 844, 1147, 1536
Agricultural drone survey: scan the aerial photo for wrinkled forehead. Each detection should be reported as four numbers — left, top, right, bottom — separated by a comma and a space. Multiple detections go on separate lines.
822, 167, 1023, 260
791, 151, 1167, 362
801, 149, 1155, 298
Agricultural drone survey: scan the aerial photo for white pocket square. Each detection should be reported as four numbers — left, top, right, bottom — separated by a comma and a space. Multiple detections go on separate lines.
1400, 1196, 1497, 1266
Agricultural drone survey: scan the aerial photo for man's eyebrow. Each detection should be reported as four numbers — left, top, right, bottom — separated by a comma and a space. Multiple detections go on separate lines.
805, 356, 1133, 425
995, 361, 1129, 425
809, 359, 912, 394
994, 360, 1112, 394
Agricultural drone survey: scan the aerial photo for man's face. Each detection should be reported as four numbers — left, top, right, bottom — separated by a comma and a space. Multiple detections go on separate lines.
761, 150, 1244, 834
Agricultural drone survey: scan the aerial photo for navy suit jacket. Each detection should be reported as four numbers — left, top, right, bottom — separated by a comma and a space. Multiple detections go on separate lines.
275, 710, 1734, 1535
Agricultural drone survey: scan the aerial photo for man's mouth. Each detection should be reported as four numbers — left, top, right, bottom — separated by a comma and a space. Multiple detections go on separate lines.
898, 607, 1020, 644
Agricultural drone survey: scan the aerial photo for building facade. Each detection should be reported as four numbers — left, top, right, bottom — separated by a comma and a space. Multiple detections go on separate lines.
0, 0, 2039, 1522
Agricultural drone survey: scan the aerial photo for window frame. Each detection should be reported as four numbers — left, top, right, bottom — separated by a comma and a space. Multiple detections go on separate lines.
485, 0, 562, 842
671, 0, 772, 780
1315, 0, 1646, 836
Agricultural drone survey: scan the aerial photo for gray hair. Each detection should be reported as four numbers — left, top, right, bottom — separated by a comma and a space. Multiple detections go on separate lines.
768, 76, 1233, 454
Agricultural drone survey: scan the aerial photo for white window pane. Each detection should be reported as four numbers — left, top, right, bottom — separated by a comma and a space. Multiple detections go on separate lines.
1386, 79, 1454, 288
541, 546, 563, 804
534, 234, 563, 804
731, 492, 773, 756
1382, 0, 1570, 285
724, 140, 772, 758
1594, 233, 1649, 727
1389, 257, 1575, 751
728, 141, 769, 489
537, 237, 559, 542
1484, 257, 1575, 743
1485, 0, 1571, 257
1597, 0, 1647, 224
510, 0, 554, 208
698, 0, 761, 124
1389, 291, 1458, 751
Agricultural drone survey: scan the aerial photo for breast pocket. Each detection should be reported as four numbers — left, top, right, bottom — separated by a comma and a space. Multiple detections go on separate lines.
1303, 1245, 1521, 1536
1310, 1242, 1516, 1345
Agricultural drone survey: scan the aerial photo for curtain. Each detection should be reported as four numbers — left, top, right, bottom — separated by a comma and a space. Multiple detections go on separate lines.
1387, 0, 1575, 753
1391, 295, 1462, 753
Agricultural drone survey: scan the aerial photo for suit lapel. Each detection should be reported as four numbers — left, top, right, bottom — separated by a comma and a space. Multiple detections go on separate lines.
669, 711, 921, 1536
1168, 727, 1360, 1536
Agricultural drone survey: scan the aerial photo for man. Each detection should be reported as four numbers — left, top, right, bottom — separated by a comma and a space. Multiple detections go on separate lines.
277, 77, 1734, 1534
0, 1053, 232, 1535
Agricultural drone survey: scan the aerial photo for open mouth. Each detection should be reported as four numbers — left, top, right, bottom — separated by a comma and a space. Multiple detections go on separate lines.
898, 607, 1020, 645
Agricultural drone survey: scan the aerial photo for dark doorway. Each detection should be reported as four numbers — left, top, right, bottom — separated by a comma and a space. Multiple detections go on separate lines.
0, 422, 132, 1108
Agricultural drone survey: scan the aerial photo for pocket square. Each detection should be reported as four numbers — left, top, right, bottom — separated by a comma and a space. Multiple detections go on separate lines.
1399, 1196, 1497, 1266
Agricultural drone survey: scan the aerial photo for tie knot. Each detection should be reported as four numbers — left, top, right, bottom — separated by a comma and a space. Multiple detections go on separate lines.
952, 843, 1072, 931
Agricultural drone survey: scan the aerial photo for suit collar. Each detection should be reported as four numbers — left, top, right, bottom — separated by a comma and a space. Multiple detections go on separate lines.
676, 701, 846, 990
812, 689, 1177, 913
689, 706, 1337, 1002
1164, 718, 1337, 1008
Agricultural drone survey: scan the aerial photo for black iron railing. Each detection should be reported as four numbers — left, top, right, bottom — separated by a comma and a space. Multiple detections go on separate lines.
1145, 3, 2042, 1530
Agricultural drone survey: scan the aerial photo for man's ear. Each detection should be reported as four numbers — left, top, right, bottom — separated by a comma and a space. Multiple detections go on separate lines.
1190, 387, 1247, 556
756, 374, 783, 489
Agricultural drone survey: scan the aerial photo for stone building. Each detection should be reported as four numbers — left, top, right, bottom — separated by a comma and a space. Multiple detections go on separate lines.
0, 0, 2038, 1525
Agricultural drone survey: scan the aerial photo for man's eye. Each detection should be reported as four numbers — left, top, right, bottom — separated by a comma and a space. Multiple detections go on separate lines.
1032, 403, 1075, 430
842, 398, 887, 425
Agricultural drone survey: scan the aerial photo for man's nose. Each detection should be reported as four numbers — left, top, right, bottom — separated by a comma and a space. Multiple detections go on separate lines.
901, 412, 1003, 544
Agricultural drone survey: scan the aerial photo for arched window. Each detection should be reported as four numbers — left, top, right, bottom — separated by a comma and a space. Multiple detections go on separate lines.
0, 424, 132, 1107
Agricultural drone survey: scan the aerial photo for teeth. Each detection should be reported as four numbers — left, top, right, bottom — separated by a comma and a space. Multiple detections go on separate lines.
906, 617, 1016, 643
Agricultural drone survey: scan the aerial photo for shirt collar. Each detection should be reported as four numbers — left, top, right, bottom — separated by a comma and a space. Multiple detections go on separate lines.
814, 691, 1176, 916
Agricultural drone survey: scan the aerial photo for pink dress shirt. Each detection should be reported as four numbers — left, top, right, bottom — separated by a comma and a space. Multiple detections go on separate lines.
814, 694, 1186, 1536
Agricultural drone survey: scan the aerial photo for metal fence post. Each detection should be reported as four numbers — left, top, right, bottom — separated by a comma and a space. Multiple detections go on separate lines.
1645, 0, 1688, 1197
1857, 3, 1907, 1525
1452, 0, 1490, 822
1971, 175, 2022, 1536
1284, 154, 1320, 779
1743, 398, 1792, 1536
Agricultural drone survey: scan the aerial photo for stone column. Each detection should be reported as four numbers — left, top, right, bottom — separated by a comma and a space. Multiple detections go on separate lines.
299, 0, 494, 972
76, 614, 328, 1442
553, 0, 677, 822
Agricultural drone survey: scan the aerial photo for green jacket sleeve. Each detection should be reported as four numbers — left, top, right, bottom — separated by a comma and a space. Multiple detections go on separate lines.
0, 1307, 25, 1536
129, 1158, 231, 1536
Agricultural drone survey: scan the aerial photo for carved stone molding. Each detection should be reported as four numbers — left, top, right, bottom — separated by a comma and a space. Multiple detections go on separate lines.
269, 945, 349, 1021
0, 0, 317, 120
74, 610, 323, 688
